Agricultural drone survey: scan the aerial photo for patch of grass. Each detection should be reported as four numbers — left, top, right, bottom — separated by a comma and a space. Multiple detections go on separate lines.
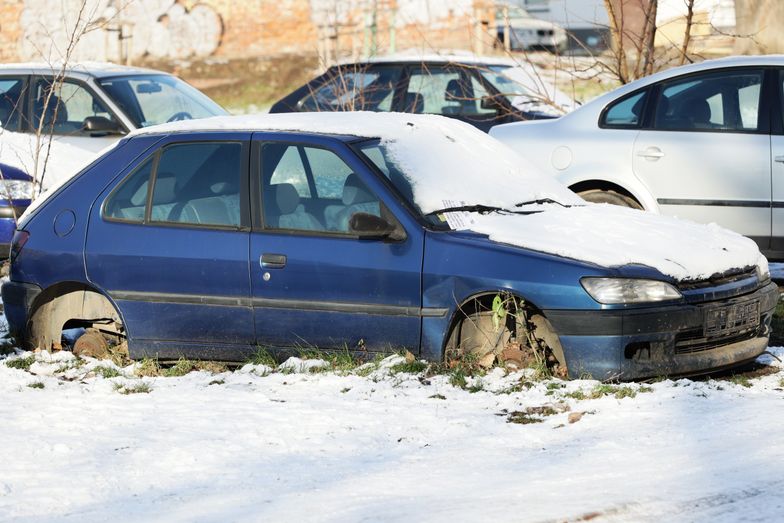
466, 381, 484, 394
340, 387, 351, 394
134, 358, 162, 377
208, 379, 225, 386
5, 355, 35, 371
449, 367, 468, 389
94, 366, 122, 379
728, 374, 752, 388
638, 385, 654, 394
429, 393, 447, 400
114, 381, 152, 395
247, 347, 277, 368
164, 358, 197, 377
506, 411, 544, 425
390, 360, 428, 375
27, 381, 44, 389
564, 389, 586, 400
613, 386, 637, 399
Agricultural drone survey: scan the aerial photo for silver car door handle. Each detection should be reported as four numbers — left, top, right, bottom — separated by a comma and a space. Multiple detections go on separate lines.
775, 155, 784, 163
637, 147, 665, 160
260, 253, 286, 269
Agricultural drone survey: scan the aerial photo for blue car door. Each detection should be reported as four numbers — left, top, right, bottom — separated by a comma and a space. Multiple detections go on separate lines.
249, 133, 424, 353
85, 132, 253, 359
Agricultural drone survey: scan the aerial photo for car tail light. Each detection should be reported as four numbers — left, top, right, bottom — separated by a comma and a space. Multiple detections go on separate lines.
10, 230, 29, 263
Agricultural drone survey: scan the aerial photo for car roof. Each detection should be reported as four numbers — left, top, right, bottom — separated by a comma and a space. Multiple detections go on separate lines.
0, 61, 167, 80
338, 50, 518, 68
586, 55, 784, 109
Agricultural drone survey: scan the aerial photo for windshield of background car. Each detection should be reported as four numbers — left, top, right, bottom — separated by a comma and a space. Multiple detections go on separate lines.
98, 74, 226, 128
480, 65, 573, 115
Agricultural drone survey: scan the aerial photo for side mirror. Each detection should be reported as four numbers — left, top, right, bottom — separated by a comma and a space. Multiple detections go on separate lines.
480, 96, 499, 111
83, 116, 123, 136
349, 212, 406, 241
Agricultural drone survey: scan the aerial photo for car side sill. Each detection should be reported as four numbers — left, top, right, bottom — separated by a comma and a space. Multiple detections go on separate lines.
109, 290, 447, 317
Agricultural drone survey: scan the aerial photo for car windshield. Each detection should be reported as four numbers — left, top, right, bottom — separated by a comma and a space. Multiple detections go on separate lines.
356, 138, 579, 229
479, 65, 574, 115
98, 74, 226, 128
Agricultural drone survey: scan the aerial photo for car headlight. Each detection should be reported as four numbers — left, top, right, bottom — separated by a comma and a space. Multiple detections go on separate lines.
756, 255, 770, 282
0, 179, 33, 200
581, 278, 682, 304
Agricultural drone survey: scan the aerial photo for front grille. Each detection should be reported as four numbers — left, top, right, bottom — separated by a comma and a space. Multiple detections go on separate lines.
678, 268, 756, 291
674, 321, 765, 355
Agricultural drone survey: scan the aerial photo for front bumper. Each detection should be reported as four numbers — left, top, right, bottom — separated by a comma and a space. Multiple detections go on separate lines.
544, 281, 779, 380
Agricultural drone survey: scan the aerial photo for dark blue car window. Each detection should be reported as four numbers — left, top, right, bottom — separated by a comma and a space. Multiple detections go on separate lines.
151, 142, 243, 227
260, 143, 380, 233
104, 156, 154, 222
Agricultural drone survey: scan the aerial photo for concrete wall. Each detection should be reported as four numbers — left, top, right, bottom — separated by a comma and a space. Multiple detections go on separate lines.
0, 0, 498, 65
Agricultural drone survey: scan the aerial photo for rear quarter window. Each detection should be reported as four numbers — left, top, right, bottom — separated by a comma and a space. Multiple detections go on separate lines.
600, 89, 649, 128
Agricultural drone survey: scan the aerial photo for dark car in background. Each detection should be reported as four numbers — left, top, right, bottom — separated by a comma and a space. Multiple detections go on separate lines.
270, 53, 575, 132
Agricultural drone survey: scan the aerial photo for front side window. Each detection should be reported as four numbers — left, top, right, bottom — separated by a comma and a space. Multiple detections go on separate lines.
260, 143, 381, 233
654, 70, 763, 132
601, 90, 648, 128
0, 77, 26, 131
99, 74, 226, 128
299, 67, 401, 112
105, 142, 243, 228
32, 78, 119, 135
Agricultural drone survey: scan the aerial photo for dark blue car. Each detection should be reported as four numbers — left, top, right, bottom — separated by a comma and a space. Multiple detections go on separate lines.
2, 113, 778, 380
0, 163, 32, 258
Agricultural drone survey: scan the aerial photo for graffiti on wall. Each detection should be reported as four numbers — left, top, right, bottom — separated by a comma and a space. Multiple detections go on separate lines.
19, 0, 223, 62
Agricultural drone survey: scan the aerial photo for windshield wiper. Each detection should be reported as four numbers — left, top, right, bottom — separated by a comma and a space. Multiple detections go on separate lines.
427, 204, 547, 217
426, 204, 507, 216
515, 198, 571, 209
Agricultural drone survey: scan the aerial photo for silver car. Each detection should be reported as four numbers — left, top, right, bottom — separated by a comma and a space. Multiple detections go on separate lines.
0, 63, 226, 191
490, 56, 784, 259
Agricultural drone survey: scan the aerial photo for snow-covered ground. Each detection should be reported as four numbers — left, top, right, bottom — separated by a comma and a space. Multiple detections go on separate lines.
1, 348, 784, 523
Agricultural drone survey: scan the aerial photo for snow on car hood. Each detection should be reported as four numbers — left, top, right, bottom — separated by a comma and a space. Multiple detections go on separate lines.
460, 204, 762, 281
136, 112, 762, 281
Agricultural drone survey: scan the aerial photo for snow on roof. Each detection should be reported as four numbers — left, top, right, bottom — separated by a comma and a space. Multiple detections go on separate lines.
0, 61, 160, 78
132, 112, 760, 280
131, 111, 583, 213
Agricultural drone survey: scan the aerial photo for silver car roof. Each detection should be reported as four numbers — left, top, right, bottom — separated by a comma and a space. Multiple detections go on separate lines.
0, 61, 165, 80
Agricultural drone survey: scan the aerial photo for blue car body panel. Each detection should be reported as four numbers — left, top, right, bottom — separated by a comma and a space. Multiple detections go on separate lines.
3, 129, 777, 380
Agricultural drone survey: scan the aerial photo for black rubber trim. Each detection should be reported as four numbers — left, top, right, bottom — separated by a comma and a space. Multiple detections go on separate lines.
657, 198, 772, 208
110, 290, 447, 317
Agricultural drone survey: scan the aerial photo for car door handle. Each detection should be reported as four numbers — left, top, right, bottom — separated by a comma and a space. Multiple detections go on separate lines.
637, 147, 665, 161
260, 253, 286, 269
775, 155, 784, 164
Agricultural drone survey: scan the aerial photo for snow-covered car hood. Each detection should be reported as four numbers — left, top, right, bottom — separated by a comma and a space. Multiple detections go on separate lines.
452, 203, 762, 282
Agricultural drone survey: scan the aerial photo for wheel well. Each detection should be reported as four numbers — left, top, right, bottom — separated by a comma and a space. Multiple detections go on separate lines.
444, 291, 543, 351
27, 282, 124, 351
569, 180, 642, 206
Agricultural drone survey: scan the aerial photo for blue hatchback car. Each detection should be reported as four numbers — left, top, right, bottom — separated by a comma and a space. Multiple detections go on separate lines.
2, 113, 778, 380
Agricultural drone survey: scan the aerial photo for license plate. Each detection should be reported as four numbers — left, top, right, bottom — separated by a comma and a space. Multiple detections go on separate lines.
705, 300, 760, 337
